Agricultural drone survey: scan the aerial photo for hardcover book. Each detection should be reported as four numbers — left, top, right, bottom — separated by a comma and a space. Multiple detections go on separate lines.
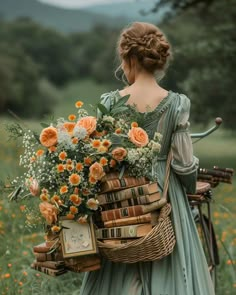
103, 211, 159, 228
96, 223, 152, 239
33, 242, 52, 253
31, 263, 67, 276
101, 198, 167, 222
102, 192, 161, 210
33, 251, 63, 262
97, 182, 159, 205
31, 260, 65, 270
100, 176, 148, 193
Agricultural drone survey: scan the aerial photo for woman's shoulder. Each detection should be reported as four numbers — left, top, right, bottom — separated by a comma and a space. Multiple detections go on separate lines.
169, 91, 191, 111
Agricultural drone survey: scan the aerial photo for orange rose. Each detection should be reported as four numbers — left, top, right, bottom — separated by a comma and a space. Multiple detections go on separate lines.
69, 173, 81, 186
39, 202, 58, 225
76, 116, 97, 135
63, 122, 76, 135
89, 162, 105, 180
128, 127, 149, 147
112, 147, 127, 162
40, 127, 58, 148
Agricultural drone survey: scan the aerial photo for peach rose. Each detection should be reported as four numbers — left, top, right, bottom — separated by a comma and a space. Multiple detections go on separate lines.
63, 122, 76, 135
111, 147, 127, 162
40, 126, 58, 148
89, 162, 105, 180
29, 179, 40, 196
76, 116, 97, 135
39, 202, 58, 225
128, 127, 149, 147
86, 198, 99, 210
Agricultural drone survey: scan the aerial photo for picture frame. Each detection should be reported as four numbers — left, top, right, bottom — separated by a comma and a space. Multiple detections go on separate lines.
60, 217, 98, 258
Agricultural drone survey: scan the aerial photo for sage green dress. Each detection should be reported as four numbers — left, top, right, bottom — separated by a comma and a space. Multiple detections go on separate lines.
80, 90, 215, 295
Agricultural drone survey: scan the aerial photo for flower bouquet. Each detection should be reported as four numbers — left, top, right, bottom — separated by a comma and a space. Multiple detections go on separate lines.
7, 95, 162, 273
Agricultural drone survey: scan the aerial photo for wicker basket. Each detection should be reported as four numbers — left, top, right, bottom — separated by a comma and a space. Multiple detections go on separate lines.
97, 151, 176, 263
97, 203, 175, 263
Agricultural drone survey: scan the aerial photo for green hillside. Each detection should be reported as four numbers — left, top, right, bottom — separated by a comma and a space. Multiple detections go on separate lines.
0, 0, 126, 32
86, 0, 166, 24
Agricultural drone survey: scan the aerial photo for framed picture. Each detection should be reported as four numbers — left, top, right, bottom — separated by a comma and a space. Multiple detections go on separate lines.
60, 217, 97, 258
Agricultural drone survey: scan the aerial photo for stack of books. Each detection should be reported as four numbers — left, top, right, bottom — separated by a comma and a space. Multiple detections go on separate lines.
197, 166, 234, 186
95, 173, 165, 245
64, 254, 101, 273
31, 242, 67, 276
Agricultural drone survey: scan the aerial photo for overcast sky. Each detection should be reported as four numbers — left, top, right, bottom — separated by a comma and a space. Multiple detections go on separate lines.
39, 0, 136, 9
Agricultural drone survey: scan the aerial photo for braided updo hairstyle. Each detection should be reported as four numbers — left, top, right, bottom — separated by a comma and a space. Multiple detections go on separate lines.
118, 22, 172, 76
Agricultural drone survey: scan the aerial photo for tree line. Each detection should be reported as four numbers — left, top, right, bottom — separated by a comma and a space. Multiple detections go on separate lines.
0, 0, 235, 129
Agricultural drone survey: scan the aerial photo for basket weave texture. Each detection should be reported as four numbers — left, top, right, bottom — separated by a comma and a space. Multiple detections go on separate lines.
97, 203, 176, 263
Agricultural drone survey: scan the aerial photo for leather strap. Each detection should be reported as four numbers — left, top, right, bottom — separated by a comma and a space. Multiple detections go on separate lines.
162, 150, 172, 202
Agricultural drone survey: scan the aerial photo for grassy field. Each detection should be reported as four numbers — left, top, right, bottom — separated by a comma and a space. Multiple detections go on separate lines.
0, 79, 235, 294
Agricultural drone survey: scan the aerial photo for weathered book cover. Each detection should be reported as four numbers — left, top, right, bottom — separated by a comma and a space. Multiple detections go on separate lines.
198, 168, 232, 179
34, 251, 63, 262
31, 263, 67, 276
96, 223, 152, 239
103, 211, 159, 228
101, 198, 166, 222
32, 260, 65, 270
33, 242, 52, 253
102, 192, 161, 210
100, 176, 148, 193
97, 182, 159, 205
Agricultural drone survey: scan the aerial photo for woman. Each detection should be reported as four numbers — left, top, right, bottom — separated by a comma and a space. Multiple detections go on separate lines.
80, 22, 215, 295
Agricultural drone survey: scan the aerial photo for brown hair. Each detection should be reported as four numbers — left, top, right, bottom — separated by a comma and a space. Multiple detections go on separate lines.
117, 22, 172, 74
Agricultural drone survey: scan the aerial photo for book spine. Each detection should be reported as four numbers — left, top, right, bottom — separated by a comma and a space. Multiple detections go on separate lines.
34, 251, 63, 262
212, 177, 232, 184
32, 260, 65, 270
101, 198, 166, 222
97, 182, 157, 204
100, 176, 147, 193
197, 174, 232, 184
213, 166, 234, 174
31, 264, 67, 276
102, 194, 159, 210
103, 213, 152, 228
198, 168, 232, 179
96, 224, 151, 239
101, 205, 144, 222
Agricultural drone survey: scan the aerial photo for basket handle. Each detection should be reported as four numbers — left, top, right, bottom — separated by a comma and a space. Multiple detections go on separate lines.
162, 150, 172, 202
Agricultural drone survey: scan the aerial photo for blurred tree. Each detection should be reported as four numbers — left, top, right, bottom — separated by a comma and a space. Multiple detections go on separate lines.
0, 18, 76, 86
156, 0, 236, 129
148, 0, 215, 15
0, 43, 60, 118
70, 25, 120, 86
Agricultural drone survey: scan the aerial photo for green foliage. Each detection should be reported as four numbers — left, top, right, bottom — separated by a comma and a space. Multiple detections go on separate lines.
160, 0, 236, 129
